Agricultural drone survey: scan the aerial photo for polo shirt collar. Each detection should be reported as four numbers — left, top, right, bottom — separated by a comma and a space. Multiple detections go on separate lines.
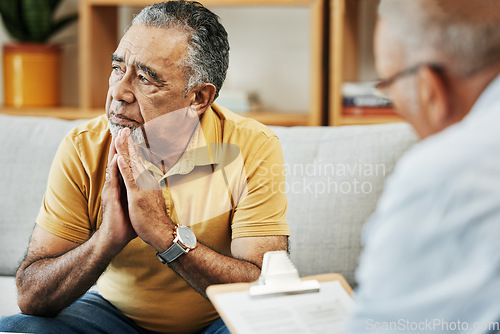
142, 104, 222, 181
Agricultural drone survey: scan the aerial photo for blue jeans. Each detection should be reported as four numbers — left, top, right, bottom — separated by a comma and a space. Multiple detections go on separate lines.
0, 291, 230, 334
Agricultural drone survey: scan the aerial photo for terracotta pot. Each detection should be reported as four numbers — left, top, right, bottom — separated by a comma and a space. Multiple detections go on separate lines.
3, 43, 61, 107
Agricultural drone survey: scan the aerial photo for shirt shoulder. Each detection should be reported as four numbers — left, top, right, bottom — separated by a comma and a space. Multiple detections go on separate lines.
63, 114, 111, 168
364, 106, 500, 241
391, 112, 500, 191
210, 103, 282, 165
212, 103, 278, 140
67, 114, 110, 144
36, 114, 111, 242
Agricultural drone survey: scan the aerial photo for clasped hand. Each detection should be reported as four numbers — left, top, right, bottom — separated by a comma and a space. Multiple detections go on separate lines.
101, 127, 173, 252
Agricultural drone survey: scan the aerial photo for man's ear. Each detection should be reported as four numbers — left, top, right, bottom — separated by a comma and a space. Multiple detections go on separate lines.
417, 66, 450, 131
190, 83, 216, 116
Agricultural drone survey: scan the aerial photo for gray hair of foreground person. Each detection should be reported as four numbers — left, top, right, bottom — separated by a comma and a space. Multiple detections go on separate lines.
132, 0, 230, 100
378, 0, 500, 76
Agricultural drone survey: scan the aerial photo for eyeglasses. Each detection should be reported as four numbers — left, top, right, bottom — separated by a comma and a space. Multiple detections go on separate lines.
375, 63, 443, 92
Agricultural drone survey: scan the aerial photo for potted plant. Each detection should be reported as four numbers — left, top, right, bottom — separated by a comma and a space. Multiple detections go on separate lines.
0, 0, 77, 107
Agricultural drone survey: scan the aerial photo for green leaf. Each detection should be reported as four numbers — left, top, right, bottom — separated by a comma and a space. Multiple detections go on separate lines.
0, 0, 20, 22
0, 0, 30, 41
0, 0, 77, 42
1, 16, 30, 41
48, 13, 77, 40
22, 0, 53, 42
48, 0, 63, 13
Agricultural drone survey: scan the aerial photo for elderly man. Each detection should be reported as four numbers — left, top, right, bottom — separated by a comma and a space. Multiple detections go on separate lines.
0, 1, 288, 333
349, 0, 500, 332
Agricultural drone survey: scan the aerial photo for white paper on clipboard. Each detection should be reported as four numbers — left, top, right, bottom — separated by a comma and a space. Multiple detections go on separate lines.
212, 280, 354, 334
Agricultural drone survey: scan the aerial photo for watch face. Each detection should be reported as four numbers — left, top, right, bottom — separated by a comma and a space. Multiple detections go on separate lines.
177, 226, 197, 249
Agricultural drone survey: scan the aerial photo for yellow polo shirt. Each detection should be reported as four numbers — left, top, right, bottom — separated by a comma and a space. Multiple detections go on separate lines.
36, 103, 289, 333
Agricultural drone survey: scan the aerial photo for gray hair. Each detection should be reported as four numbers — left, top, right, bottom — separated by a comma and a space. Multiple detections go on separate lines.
378, 0, 500, 76
132, 1, 229, 100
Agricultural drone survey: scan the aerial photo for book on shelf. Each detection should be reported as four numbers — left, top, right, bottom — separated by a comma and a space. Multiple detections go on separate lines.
342, 95, 392, 107
342, 81, 393, 107
343, 106, 398, 117
341, 81, 398, 117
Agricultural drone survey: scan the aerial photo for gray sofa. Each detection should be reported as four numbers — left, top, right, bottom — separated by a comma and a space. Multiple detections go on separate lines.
0, 113, 417, 316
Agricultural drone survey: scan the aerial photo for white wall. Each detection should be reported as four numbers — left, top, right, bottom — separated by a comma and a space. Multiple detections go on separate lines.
216, 7, 311, 113
359, 0, 379, 81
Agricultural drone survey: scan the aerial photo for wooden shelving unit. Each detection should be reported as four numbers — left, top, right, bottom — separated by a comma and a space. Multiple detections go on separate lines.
78, 0, 325, 126
0, 107, 103, 120
1, 0, 406, 127
329, 0, 402, 126
0, 107, 307, 126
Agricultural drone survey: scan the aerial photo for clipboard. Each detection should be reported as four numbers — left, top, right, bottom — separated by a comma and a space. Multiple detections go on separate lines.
207, 252, 354, 334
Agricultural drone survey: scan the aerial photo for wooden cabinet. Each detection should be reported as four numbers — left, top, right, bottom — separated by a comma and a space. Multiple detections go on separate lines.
0, 107, 103, 119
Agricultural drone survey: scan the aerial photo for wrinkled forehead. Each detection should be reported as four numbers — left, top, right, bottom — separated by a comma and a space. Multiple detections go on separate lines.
115, 24, 189, 65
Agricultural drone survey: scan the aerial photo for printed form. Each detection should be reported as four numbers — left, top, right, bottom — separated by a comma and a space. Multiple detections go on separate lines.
213, 280, 354, 334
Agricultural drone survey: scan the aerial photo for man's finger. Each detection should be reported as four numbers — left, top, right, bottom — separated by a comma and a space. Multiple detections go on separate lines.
115, 128, 148, 183
108, 136, 117, 165
126, 131, 148, 180
115, 128, 138, 183
104, 153, 120, 196
124, 131, 161, 190
115, 128, 130, 162
117, 154, 138, 191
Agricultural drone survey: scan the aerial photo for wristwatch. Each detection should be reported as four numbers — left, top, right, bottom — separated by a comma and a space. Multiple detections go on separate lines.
156, 225, 197, 264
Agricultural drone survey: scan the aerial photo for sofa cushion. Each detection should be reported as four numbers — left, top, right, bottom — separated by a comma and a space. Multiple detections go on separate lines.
270, 123, 417, 286
0, 276, 19, 315
0, 114, 417, 288
0, 115, 88, 275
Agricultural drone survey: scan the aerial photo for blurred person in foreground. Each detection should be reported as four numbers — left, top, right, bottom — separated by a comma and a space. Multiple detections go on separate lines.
349, 0, 500, 333
0, 1, 289, 333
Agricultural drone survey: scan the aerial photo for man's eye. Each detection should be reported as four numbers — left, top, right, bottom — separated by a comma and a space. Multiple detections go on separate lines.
112, 65, 122, 73
138, 75, 150, 84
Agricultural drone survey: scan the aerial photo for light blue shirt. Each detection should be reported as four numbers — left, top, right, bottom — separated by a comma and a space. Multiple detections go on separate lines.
348, 74, 500, 333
